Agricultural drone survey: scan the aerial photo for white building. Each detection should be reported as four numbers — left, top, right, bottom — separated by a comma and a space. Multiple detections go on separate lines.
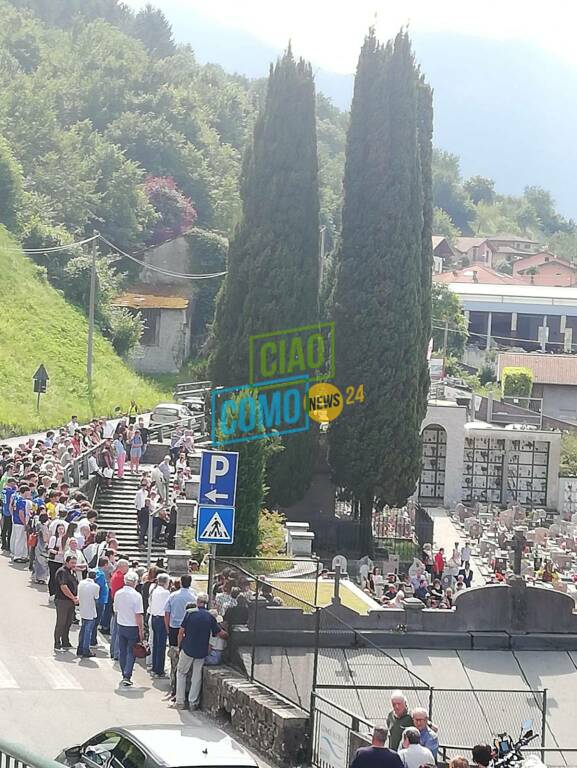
112, 284, 193, 374
419, 400, 561, 510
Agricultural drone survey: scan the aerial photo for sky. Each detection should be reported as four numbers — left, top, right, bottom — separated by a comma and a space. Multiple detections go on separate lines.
125, 0, 577, 75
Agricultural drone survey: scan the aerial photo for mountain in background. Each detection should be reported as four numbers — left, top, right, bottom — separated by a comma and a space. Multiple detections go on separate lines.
163, 5, 577, 219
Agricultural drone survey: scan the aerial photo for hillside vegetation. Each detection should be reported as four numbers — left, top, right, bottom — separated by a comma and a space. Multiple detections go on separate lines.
0, 229, 166, 436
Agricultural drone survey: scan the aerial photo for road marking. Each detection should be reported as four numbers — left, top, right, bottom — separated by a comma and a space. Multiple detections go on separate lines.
30, 656, 83, 690
0, 658, 19, 688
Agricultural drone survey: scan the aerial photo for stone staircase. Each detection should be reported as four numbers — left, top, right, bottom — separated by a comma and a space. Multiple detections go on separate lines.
94, 471, 167, 562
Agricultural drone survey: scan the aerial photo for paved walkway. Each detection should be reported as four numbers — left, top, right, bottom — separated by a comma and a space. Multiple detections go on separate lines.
428, 506, 484, 586
0, 552, 273, 764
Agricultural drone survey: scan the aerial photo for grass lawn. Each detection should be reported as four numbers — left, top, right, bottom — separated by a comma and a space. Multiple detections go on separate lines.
194, 576, 372, 615
0, 229, 169, 436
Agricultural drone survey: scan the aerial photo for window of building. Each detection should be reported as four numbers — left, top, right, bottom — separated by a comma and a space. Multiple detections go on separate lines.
140, 309, 160, 346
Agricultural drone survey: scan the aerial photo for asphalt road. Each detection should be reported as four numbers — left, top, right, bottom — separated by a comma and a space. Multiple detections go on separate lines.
0, 552, 272, 765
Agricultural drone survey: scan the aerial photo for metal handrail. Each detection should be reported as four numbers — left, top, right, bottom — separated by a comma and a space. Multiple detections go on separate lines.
148, 412, 206, 443
63, 442, 102, 488
0, 736, 63, 768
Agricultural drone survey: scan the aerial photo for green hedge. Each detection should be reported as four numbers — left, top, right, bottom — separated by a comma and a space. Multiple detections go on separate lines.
501, 366, 533, 399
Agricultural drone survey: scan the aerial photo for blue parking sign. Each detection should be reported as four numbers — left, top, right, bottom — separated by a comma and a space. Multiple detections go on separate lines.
199, 450, 239, 507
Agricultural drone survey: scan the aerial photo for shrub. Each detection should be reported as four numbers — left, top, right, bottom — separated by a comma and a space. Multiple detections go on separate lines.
180, 527, 209, 562
105, 306, 144, 357
561, 434, 577, 476
501, 366, 533, 399
143, 176, 197, 245
258, 509, 286, 556
479, 363, 496, 385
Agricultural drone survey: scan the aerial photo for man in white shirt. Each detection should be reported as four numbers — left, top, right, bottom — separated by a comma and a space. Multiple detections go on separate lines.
149, 573, 171, 677
134, 482, 149, 548
155, 457, 172, 503
77, 569, 100, 658
113, 571, 144, 687
461, 541, 471, 565
67, 416, 79, 436
102, 419, 116, 440
398, 727, 435, 768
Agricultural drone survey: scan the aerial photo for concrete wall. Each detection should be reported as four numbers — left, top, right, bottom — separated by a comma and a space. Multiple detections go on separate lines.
237, 580, 577, 647
476, 394, 577, 433
129, 308, 189, 374
542, 384, 577, 422
420, 402, 467, 507
141, 237, 190, 285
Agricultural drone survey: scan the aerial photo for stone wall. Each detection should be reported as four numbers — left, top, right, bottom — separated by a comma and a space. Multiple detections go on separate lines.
232, 580, 577, 649
202, 666, 309, 768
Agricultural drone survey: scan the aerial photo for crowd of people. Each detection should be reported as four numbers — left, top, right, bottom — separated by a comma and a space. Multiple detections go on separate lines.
0, 412, 249, 703
350, 691, 493, 768
362, 542, 474, 609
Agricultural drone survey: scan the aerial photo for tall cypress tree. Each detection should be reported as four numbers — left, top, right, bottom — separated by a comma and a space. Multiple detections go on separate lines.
328, 30, 432, 553
210, 47, 320, 507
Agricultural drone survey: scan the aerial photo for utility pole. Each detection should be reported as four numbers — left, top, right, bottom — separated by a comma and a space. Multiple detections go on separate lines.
442, 319, 449, 358
87, 232, 98, 386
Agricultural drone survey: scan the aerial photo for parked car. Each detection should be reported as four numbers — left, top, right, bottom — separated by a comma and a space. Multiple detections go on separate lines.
181, 396, 205, 414
56, 724, 258, 768
149, 403, 192, 428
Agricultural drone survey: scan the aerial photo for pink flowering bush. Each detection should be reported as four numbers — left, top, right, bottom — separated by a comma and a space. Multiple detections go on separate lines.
143, 176, 197, 245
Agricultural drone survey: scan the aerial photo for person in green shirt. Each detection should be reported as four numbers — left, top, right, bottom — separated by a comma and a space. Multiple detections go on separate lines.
386, 691, 414, 751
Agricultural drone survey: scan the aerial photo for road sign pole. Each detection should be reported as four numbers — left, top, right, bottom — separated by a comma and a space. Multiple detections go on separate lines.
207, 544, 216, 608
36, 390, 41, 413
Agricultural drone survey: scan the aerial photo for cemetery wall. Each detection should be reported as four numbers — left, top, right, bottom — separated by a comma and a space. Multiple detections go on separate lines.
233, 581, 577, 649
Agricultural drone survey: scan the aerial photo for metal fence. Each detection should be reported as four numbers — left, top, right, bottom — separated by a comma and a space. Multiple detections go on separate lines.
211, 557, 568, 765
0, 738, 62, 768
310, 689, 557, 768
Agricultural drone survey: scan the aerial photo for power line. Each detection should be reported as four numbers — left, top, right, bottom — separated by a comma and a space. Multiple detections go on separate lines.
3, 235, 99, 253
431, 321, 569, 348
98, 234, 227, 280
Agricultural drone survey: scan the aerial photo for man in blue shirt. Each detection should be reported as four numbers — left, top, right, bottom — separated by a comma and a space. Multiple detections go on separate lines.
1, 478, 16, 552
172, 592, 226, 711
164, 574, 197, 644
11, 485, 31, 563
412, 708, 439, 760
91, 557, 110, 647
165, 574, 197, 699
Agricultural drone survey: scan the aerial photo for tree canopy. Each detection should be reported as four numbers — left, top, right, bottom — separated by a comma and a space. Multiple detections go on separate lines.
328, 30, 433, 553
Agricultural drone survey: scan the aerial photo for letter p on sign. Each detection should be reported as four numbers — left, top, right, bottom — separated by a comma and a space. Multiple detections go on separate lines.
209, 455, 229, 484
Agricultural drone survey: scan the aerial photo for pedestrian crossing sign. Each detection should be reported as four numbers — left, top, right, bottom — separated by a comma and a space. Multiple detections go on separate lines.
196, 504, 235, 544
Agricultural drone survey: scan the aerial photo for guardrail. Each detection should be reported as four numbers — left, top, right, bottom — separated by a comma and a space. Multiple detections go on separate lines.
173, 380, 211, 399
147, 412, 206, 443
0, 736, 63, 768
63, 442, 102, 488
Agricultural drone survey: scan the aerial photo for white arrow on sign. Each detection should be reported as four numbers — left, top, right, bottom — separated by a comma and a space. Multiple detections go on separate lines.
205, 488, 228, 503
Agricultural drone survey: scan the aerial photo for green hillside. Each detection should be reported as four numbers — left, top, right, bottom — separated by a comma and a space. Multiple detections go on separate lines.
0, 229, 167, 436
